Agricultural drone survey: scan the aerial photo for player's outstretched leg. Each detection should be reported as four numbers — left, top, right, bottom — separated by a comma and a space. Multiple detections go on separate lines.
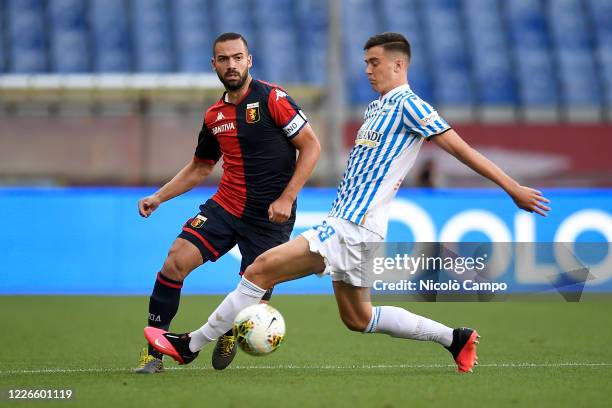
332, 282, 480, 373
144, 271, 279, 367
188, 237, 325, 353
445, 328, 480, 373
144, 327, 200, 365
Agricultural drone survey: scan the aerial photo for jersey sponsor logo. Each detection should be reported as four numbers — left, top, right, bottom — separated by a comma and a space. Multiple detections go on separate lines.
355, 128, 383, 147
212, 122, 236, 135
408, 95, 438, 127
419, 112, 437, 127
246, 102, 260, 123
190, 214, 207, 228
275, 89, 287, 101
215, 112, 225, 122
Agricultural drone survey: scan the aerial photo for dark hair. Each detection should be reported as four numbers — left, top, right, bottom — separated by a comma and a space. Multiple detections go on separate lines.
364, 32, 411, 61
213, 32, 249, 56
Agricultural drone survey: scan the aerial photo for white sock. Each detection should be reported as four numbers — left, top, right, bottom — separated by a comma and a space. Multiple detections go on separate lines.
364, 306, 453, 347
189, 277, 266, 352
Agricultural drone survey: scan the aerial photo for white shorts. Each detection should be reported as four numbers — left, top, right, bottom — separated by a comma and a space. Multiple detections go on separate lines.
300, 217, 384, 287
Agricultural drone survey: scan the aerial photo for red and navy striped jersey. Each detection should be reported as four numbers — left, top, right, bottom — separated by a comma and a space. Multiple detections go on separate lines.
194, 79, 308, 227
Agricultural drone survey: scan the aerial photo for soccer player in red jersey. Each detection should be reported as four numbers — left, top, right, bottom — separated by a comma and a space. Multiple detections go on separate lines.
135, 33, 321, 373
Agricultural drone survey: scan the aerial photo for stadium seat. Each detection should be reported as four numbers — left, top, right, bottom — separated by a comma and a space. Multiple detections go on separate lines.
472, 52, 517, 106
546, 0, 602, 109
6, 0, 48, 72
90, 0, 131, 72
0, 0, 608, 112
586, 0, 612, 48
515, 49, 559, 107
211, 0, 253, 40
48, 0, 90, 72
586, 0, 612, 105
464, 0, 517, 105
506, 0, 551, 49
173, 0, 213, 72
557, 50, 601, 106
257, 32, 300, 84
548, 0, 592, 51
296, 0, 328, 84
342, 2, 379, 58
0, 2, 5, 72
380, 0, 433, 101
596, 48, 612, 105
343, 0, 380, 103
253, 0, 292, 23
253, 0, 300, 84
406, 55, 433, 104
432, 65, 474, 106
210, 0, 257, 77
380, 0, 419, 33
506, 0, 559, 108
422, 0, 473, 105
297, 0, 327, 25
132, 0, 175, 72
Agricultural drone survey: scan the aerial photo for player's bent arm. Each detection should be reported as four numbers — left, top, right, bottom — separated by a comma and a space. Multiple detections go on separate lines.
267, 124, 321, 223
432, 129, 551, 216
138, 159, 214, 218
283, 124, 321, 201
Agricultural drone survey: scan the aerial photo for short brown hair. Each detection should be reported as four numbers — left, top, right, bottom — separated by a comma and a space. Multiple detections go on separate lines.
213, 32, 249, 56
364, 32, 411, 61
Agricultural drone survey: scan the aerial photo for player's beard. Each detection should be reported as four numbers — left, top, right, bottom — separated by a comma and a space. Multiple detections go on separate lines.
218, 68, 249, 91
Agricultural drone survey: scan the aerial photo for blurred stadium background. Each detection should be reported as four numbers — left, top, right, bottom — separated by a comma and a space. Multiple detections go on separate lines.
1, 0, 611, 295
0, 0, 611, 187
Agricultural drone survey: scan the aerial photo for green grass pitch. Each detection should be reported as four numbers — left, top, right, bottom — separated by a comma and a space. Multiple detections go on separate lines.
1, 295, 612, 407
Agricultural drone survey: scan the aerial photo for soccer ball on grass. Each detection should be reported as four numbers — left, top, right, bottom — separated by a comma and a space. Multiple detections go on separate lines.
232, 304, 286, 356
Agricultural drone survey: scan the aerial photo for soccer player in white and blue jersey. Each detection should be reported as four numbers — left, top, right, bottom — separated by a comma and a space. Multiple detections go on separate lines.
145, 33, 551, 373
327, 76, 451, 237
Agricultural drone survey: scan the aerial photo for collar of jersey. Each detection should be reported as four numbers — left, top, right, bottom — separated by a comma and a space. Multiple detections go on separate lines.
379, 83, 411, 103
222, 78, 254, 105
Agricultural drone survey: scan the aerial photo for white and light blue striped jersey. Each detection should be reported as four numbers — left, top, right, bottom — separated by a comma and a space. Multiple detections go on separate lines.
328, 83, 450, 237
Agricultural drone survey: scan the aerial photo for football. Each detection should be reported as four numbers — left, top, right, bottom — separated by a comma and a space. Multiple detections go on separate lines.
233, 304, 286, 356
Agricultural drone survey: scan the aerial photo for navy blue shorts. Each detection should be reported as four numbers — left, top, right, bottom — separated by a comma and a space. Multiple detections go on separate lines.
178, 199, 294, 300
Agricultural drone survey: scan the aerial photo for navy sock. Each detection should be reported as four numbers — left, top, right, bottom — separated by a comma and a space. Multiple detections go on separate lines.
147, 272, 183, 358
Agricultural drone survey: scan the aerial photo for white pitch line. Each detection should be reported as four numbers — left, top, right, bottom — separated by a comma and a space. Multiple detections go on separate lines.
1, 362, 611, 376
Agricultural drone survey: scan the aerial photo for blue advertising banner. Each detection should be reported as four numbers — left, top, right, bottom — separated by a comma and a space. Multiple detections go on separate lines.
0, 188, 611, 295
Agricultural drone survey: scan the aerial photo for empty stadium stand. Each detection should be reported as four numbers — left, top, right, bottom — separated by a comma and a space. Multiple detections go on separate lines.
0, 0, 608, 112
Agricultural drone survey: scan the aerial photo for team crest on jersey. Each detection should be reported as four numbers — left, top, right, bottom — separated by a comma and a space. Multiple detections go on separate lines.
246, 102, 260, 123
190, 214, 207, 228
